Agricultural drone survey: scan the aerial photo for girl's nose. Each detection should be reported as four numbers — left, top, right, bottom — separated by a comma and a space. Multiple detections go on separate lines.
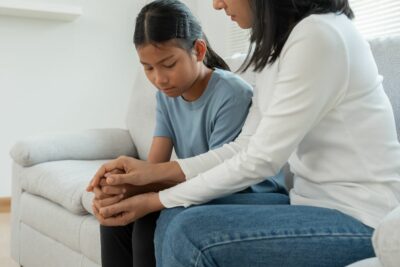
213, 0, 226, 10
155, 73, 168, 87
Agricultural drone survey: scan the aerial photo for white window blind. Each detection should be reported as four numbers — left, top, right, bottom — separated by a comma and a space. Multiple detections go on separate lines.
351, 0, 400, 38
225, 1, 400, 57
226, 22, 249, 57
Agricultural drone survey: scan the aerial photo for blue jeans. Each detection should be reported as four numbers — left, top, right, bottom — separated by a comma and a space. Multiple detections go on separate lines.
154, 193, 374, 267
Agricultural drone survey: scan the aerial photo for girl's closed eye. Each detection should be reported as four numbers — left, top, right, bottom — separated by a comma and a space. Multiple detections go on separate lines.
163, 61, 177, 69
143, 65, 153, 71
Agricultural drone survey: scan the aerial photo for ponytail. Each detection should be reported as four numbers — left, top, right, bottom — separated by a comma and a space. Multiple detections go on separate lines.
203, 34, 230, 71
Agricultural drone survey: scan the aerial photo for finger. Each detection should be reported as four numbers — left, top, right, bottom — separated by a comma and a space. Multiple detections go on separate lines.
102, 185, 126, 195
106, 173, 135, 186
86, 166, 106, 192
92, 204, 108, 225
88, 158, 126, 190
99, 178, 108, 187
101, 211, 136, 226
93, 186, 112, 200
105, 169, 125, 176
97, 194, 124, 208
99, 198, 130, 218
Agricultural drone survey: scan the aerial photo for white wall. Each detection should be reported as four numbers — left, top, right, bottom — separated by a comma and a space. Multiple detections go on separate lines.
0, 0, 225, 197
195, 1, 231, 58
0, 0, 144, 197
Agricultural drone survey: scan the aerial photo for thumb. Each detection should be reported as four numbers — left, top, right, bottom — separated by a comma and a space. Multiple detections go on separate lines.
106, 173, 134, 186
99, 199, 129, 218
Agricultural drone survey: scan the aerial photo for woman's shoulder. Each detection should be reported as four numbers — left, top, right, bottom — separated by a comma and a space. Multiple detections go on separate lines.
291, 13, 351, 41
281, 13, 351, 59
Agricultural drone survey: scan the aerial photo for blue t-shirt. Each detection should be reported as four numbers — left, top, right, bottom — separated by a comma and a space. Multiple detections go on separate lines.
154, 68, 252, 159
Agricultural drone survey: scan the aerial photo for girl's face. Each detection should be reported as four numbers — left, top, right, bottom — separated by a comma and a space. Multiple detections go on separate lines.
137, 42, 202, 98
213, 0, 253, 29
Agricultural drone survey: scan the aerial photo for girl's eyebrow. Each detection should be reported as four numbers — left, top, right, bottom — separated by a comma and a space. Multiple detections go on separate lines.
140, 55, 175, 65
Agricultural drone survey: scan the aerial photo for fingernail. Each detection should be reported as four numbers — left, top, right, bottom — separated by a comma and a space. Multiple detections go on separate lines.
104, 173, 110, 177
119, 194, 124, 198
107, 177, 114, 184
122, 188, 126, 193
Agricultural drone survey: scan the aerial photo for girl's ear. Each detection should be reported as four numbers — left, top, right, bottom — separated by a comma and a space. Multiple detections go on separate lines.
193, 39, 207, 62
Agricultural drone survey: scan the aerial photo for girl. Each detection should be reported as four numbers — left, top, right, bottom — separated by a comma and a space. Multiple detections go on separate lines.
88, 0, 284, 266
90, 0, 400, 266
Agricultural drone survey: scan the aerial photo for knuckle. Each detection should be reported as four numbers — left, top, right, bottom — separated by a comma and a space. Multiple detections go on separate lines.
122, 217, 129, 226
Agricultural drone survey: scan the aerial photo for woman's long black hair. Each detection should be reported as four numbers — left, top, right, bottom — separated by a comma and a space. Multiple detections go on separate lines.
242, 0, 354, 72
134, 0, 230, 71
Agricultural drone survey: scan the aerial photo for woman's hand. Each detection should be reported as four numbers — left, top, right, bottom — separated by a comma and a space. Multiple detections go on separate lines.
92, 192, 164, 226
86, 156, 186, 192
86, 156, 154, 192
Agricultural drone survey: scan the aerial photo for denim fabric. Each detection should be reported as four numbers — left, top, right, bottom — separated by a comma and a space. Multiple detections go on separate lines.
154, 193, 374, 267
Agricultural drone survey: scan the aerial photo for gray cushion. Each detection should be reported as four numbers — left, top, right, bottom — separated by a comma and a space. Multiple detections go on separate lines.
10, 129, 136, 167
372, 205, 400, 267
346, 257, 382, 267
369, 36, 400, 140
20, 160, 107, 214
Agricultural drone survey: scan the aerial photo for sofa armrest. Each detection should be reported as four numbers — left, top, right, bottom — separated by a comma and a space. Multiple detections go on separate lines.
10, 128, 137, 167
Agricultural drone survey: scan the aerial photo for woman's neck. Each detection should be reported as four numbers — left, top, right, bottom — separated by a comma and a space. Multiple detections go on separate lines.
182, 66, 213, 102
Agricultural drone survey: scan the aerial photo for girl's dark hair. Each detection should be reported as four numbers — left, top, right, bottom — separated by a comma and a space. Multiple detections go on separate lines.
134, 0, 230, 71
242, 0, 354, 72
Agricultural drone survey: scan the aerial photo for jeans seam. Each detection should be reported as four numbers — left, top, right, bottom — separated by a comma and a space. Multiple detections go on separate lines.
193, 233, 372, 267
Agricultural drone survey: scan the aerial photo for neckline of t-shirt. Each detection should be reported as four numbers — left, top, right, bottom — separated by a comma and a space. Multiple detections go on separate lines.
178, 68, 222, 110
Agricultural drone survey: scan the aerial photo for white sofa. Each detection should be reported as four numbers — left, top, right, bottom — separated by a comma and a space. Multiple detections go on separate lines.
10, 36, 400, 267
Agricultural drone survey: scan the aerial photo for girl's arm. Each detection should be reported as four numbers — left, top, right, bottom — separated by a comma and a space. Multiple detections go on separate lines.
125, 137, 177, 195
98, 137, 176, 197
147, 137, 173, 164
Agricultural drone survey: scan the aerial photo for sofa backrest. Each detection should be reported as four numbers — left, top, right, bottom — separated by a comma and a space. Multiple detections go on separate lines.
126, 37, 400, 160
126, 70, 158, 160
369, 36, 400, 141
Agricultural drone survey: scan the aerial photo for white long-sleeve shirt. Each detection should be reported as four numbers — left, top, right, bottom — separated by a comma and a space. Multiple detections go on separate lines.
159, 14, 400, 228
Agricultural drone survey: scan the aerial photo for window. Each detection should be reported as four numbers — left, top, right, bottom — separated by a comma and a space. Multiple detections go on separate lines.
225, 1, 400, 56
226, 22, 250, 57
351, 0, 400, 38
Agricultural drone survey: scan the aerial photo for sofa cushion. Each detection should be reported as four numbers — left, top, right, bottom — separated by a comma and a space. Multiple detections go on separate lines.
372, 205, 400, 267
369, 36, 400, 140
346, 257, 382, 267
82, 190, 95, 215
20, 160, 107, 215
20, 192, 99, 257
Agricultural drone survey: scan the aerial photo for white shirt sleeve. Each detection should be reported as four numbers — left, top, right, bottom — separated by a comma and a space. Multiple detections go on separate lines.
160, 17, 349, 208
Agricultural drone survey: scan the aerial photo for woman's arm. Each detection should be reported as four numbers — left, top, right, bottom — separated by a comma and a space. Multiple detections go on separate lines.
143, 137, 182, 191
158, 17, 350, 208
103, 137, 177, 196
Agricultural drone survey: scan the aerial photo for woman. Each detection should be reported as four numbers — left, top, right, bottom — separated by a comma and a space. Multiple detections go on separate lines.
88, 0, 400, 266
